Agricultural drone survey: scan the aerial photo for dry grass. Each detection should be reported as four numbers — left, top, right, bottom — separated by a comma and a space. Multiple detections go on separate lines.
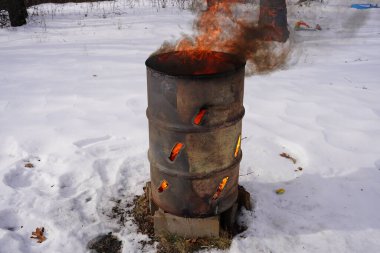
25, 0, 110, 7
131, 193, 155, 238
157, 232, 231, 253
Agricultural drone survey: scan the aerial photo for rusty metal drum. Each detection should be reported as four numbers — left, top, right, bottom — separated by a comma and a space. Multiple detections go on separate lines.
146, 50, 245, 217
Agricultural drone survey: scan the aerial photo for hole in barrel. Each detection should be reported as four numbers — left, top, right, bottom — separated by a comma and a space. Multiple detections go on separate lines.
212, 176, 229, 200
169, 142, 184, 161
193, 108, 207, 125
158, 180, 169, 193
234, 134, 241, 158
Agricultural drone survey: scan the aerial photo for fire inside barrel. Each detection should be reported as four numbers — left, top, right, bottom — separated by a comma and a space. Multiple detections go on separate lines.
193, 108, 207, 125
158, 179, 169, 193
212, 176, 229, 200
169, 143, 184, 161
146, 50, 245, 217
234, 135, 241, 158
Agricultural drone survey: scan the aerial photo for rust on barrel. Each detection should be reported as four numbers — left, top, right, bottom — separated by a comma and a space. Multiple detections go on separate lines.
146, 50, 246, 217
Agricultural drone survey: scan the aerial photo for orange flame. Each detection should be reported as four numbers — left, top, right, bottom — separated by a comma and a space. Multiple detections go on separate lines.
175, 1, 239, 53
169, 143, 184, 161
194, 108, 207, 125
158, 180, 169, 193
155, 0, 290, 75
234, 134, 241, 158
212, 176, 229, 200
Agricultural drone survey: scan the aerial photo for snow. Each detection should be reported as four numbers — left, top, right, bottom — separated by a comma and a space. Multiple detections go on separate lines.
1, 0, 380, 252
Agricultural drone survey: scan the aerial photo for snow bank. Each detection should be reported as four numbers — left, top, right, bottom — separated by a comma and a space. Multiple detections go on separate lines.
0, 0, 380, 252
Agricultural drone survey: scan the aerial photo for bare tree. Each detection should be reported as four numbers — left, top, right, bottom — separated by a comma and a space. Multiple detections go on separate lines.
0, 0, 28, 26
258, 0, 289, 42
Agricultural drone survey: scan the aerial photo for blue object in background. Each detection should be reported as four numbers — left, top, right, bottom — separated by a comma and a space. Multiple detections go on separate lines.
351, 4, 379, 9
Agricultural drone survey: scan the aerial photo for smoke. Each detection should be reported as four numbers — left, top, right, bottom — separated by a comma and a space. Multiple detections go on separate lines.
155, 1, 291, 76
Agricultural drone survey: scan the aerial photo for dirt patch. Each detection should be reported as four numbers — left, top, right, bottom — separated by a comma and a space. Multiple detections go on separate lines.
108, 199, 128, 226
102, 184, 251, 252
129, 193, 155, 238
126, 186, 244, 253
88, 233, 122, 253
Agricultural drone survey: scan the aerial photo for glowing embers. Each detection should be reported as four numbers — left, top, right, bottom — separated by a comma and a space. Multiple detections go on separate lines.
212, 176, 229, 200
193, 108, 207, 125
169, 142, 184, 161
158, 179, 169, 193
234, 134, 241, 158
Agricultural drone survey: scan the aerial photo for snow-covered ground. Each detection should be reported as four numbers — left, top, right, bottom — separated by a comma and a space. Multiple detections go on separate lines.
1, 0, 380, 252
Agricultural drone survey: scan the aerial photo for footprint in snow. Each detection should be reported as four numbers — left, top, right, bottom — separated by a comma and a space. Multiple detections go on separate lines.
73, 135, 111, 149
125, 96, 145, 115
375, 160, 380, 170
3, 156, 42, 188
0, 232, 30, 253
93, 159, 111, 185
3, 168, 33, 188
0, 209, 21, 231
58, 173, 77, 198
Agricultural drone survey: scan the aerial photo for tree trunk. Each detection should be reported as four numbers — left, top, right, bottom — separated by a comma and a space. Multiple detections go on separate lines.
206, 0, 218, 8
258, 0, 289, 42
6, 0, 28, 27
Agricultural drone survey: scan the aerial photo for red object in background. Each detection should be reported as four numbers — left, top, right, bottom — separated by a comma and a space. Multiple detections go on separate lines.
295, 21, 311, 28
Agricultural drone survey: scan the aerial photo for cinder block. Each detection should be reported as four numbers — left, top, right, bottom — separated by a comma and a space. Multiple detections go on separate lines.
154, 209, 220, 238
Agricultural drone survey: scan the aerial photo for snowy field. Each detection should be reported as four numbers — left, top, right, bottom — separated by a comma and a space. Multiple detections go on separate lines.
1, 0, 380, 252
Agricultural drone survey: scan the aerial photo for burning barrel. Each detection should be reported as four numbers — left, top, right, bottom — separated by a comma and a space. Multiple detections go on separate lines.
146, 51, 245, 218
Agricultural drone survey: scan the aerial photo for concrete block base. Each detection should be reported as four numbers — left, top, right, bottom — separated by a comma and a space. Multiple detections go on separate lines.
154, 209, 220, 238
146, 181, 251, 239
